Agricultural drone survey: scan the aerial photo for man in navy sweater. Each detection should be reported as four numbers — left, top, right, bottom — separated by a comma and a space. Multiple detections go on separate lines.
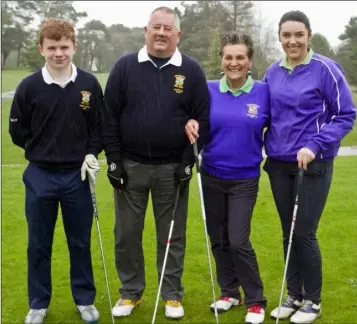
103, 6, 210, 320
9, 18, 103, 324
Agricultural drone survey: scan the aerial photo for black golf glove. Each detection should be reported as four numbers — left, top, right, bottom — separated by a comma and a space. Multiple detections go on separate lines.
175, 162, 193, 192
107, 161, 128, 190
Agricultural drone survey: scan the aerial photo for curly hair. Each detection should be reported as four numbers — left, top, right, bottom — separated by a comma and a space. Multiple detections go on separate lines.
39, 17, 76, 45
219, 32, 254, 59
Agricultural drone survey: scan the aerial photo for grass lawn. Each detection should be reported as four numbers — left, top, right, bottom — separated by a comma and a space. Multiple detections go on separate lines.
343, 87, 357, 146
1, 72, 357, 323
343, 125, 357, 146
1, 69, 33, 93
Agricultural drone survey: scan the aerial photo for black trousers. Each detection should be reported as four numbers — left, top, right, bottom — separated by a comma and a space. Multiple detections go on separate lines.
263, 158, 333, 302
201, 169, 267, 308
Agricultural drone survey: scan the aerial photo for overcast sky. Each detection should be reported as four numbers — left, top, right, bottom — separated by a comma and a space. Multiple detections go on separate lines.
73, 1, 354, 49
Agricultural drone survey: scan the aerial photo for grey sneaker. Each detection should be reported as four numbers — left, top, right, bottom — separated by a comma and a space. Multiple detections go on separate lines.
25, 309, 47, 324
290, 300, 321, 323
77, 305, 99, 323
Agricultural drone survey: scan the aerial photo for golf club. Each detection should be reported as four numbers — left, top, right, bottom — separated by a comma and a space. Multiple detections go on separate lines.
152, 185, 181, 324
276, 167, 305, 324
193, 141, 219, 324
89, 178, 115, 324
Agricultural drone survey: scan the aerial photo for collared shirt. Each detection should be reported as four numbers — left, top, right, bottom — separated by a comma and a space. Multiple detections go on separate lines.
138, 45, 182, 68
219, 75, 254, 97
279, 48, 314, 72
41, 63, 78, 88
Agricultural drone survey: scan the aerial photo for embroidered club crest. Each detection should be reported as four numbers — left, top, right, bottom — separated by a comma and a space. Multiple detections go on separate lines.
174, 74, 185, 94
80, 91, 91, 110
246, 103, 259, 118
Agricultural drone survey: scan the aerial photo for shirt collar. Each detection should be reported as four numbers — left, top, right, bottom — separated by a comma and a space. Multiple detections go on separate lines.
138, 45, 182, 67
42, 63, 78, 85
219, 75, 254, 95
280, 48, 314, 71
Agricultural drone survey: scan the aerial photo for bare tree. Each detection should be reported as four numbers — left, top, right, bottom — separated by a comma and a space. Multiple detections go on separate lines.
250, 9, 280, 79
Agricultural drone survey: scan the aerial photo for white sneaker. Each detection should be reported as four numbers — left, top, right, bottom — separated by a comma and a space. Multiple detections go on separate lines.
165, 300, 184, 319
25, 309, 47, 324
112, 298, 142, 317
245, 305, 265, 324
77, 305, 99, 323
270, 296, 303, 319
290, 300, 321, 323
210, 296, 243, 312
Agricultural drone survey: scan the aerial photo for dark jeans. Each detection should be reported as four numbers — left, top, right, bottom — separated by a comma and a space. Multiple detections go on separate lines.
114, 159, 189, 301
201, 169, 267, 308
263, 158, 333, 302
23, 163, 96, 309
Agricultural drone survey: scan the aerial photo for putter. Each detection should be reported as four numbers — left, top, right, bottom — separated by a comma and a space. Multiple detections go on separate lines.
276, 168, 305, 324
89, 178, 115, 324
152, 185, 181, 324
193, 142, 219, 324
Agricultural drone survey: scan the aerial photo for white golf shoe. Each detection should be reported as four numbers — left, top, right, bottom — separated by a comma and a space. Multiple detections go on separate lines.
25, 309, 47, 324
77, 305, 99, 323
165, 300, 184, 319
210, 296, 243, 312
290, 300, 321, 323
112, 298, 142, 317
270, 295, 303, 319
245, 305, 265, 324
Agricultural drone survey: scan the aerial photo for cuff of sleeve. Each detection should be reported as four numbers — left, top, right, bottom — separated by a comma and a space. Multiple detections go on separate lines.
106, 153, 121, 165
305, 140, 321, 156
181, 143, 194, 165
87, 148, 99, 158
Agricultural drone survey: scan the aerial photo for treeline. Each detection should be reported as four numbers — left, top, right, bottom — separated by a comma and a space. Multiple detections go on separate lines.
1, 1, 357, 84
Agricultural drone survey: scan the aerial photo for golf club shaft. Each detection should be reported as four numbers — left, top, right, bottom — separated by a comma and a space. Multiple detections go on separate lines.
276, 168, 304, 324
193, 142, 219, 324
152, 186, 181, 324
89, 181, 115, 324
152, 220, 174, 324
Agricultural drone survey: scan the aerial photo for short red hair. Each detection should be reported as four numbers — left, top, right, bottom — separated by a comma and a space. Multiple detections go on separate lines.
39, 17, 76, 45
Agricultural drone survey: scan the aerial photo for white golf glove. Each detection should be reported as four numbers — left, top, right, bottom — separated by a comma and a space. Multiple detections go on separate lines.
81, 154, 100, 184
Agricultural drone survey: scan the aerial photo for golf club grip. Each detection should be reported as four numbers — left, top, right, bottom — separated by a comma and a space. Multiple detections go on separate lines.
192, 142, 201, 174
89, 179, 95, 195
89, 180, 99, 218
297, 168, 304, 191
173, 185, 181, 215
193, 141, 199, 156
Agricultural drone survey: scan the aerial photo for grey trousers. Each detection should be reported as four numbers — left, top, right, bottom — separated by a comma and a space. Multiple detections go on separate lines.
113, 159, 189, 301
